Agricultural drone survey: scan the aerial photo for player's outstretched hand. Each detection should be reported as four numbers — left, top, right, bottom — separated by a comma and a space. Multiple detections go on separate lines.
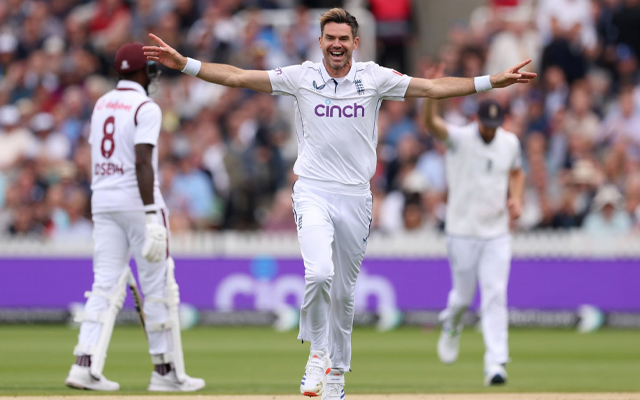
143, 34, 187, 71
507, 198, 522, 220
490, 59, 537, 89
142, 215, 168, 263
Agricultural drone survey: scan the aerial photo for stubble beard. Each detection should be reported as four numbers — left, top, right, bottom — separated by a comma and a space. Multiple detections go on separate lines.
324, 49, 352, 73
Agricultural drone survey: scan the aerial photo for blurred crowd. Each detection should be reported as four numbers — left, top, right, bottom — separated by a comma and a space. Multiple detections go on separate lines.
0, 0, 639, 240
394, 0, 640, 237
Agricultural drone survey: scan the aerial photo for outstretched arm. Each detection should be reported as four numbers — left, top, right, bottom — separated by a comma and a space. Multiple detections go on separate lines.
405, 59, 537, 99
143, 34, 272, 93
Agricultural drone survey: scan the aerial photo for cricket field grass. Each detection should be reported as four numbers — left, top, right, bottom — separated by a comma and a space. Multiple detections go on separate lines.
0, 325, 639, 398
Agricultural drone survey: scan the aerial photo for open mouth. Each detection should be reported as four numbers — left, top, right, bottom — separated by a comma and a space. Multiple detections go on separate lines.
329, 50, 345, 62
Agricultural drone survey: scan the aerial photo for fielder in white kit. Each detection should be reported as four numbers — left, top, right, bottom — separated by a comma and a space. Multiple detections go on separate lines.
143, 8, 535, 398
64, 43, 204, 392
423, 73, 526, 385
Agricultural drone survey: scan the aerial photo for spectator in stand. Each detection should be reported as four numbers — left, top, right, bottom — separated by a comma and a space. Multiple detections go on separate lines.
538, 0, 597, 82
0, 33, 18, 76
624, 174, 640, 227
0, 105, 35, 171
53, 187, 92, 241
379, 170, 429, 234
172, 152, 216, 229
543, 65, 569, 116
369, 0, 412, 73
381, 100, 418, 147
569, 159, 600, 222
551, 188, 582, 229
262, 171, 298, 232
583, 185, 632, 235
563, 83, 600, 144
0, 1, 638, 238
416, 138, 447, 194
485, 6, 540, 75
30, 112, 71, 163
601, 87, 640, 158
612, 0, 640, 64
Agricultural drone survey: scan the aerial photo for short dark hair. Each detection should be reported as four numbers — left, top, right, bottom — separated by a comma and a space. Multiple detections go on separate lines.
320, 8, 359, 39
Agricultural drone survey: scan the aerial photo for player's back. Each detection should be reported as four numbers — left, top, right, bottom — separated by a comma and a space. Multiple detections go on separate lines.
89, 80, 165, 214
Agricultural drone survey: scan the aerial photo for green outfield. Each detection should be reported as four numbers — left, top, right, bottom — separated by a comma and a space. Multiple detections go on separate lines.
0, 325, 638, 395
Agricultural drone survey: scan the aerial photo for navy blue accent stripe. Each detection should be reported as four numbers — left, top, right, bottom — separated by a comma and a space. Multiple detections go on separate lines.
293, 95, 304, 142
372, 97, 383, 141
314, 66, 327, 84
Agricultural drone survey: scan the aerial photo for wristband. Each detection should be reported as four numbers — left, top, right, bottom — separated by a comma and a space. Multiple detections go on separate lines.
181, 57, 201, 77
474, 75, 492, 92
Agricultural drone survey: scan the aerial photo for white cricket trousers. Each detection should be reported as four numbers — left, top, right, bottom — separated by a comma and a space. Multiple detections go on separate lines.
292, 178, 373, 372
76, 210, 171, 357
440, 234, 511, 366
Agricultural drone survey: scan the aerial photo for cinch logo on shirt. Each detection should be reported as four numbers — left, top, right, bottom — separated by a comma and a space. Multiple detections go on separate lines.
314, 99, 365, 118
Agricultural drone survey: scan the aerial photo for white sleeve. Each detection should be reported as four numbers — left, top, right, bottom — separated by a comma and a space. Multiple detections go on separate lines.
511, 140, 523, 170
267, 65, 305, 96
445, 123, 466, 150
134, 101, 162, 145
374, 64, 411, 100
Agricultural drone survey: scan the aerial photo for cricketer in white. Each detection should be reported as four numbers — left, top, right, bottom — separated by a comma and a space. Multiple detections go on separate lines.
65, 43, 204, 392
144, 7, 535, 399
423, 63, 526, 386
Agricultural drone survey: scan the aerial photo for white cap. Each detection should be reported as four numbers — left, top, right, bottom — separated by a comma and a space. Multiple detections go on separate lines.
43, 36, 65, 55
402, 170, 430, 194
0, 33, 17, 54
31, 112, 55, 132
571, 160, 597, 185
0, 105, 20, 127
592, 185, 622, 211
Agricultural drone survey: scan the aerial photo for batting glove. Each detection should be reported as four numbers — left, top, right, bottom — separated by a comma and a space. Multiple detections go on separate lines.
142, 213, 167, 263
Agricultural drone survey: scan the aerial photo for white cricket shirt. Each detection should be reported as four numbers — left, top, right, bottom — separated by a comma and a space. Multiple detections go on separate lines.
89, 80, 165, 214
268, 59, 411, 193
444, 122, 522, 238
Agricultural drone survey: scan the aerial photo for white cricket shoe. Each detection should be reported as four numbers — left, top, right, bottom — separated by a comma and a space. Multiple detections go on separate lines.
484, 363, 508, 386
437, 328, 461, 364
322, 369, 345, 400
64, 365, 120, 391
300, 350, 331, 397
148, 370, 205, 392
